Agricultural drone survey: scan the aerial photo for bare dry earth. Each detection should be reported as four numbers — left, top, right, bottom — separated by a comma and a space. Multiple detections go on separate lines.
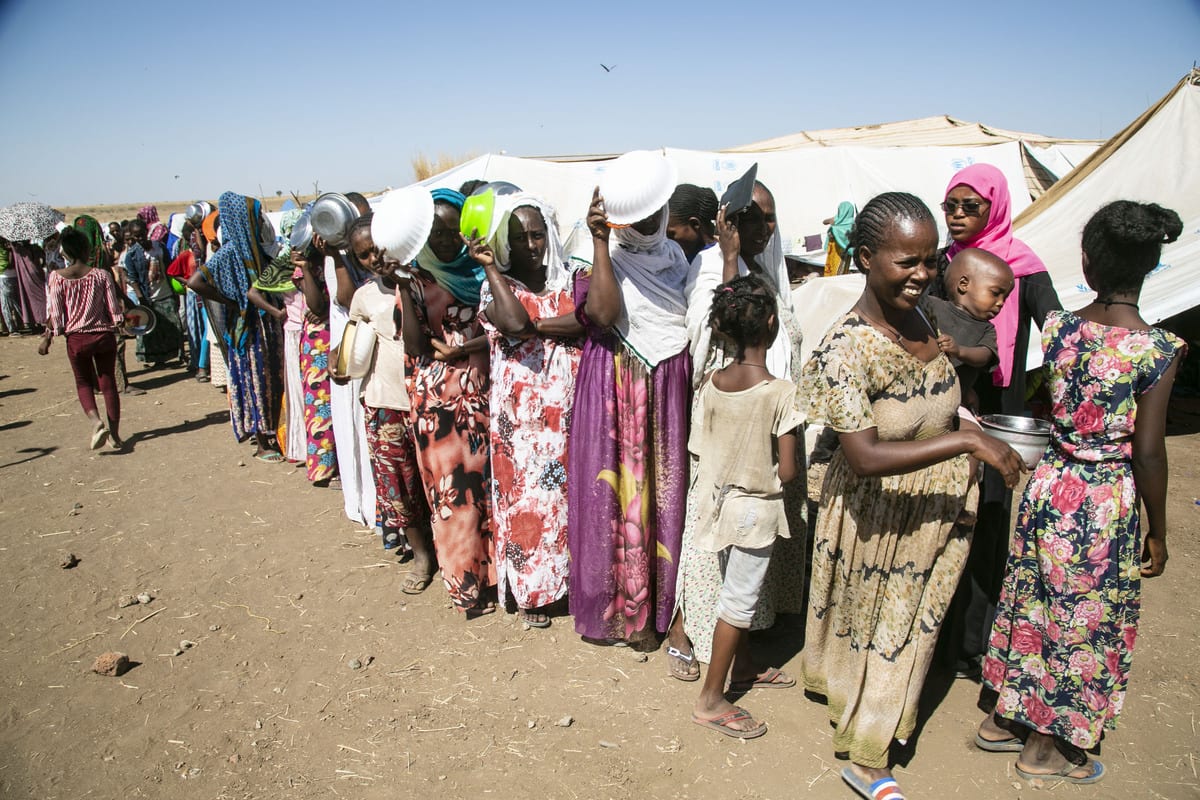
0, 335, 1197, 800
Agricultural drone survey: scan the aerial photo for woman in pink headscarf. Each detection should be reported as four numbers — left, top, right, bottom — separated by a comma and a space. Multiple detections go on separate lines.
939, 163, 1062, 683
138, 205, 169, 243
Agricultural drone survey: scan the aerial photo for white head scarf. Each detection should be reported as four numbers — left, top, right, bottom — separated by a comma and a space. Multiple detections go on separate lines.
489, 194, 570, 292
607, 204, 692, 368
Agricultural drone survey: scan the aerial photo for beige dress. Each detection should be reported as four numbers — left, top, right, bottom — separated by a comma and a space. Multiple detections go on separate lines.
799, 312, 975, 769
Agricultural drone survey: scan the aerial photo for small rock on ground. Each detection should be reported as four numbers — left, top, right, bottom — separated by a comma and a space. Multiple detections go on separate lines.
91, 652, 130, 677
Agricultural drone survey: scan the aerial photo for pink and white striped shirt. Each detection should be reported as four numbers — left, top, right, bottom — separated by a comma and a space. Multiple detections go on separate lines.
45, 269, 124, 337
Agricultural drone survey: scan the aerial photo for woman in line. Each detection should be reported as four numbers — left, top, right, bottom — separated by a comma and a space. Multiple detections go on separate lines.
404, 188, 494, 615
568, 150, 692, 647
937, 163, 1061, 679
138, 204, 168, 244
343, 210, 431, 577
294, 235, 338, 486
37, 226, 125, 449
247, 209, 305, 464
126, 218, 185, 368
188, 192, 284, 461
467, 194, 582, 628
798, 192, 1022, 800
976, 201, 1186, 784
200, 211, 229, 392
670, 179, 806, 680
9, 238, 47, 332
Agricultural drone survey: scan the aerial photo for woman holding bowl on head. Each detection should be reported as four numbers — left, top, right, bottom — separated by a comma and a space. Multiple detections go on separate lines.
568, 150, 692, 648
465, 192, 583, 629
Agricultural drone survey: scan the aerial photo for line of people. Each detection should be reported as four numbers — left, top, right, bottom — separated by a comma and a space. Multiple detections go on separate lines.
29, 153, 1186, 799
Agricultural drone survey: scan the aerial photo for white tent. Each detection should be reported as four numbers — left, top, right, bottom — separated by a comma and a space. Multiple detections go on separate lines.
1014, 69, 1200, 327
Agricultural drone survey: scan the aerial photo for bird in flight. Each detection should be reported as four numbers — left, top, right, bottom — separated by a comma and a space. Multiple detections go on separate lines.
600, 63, 616, 73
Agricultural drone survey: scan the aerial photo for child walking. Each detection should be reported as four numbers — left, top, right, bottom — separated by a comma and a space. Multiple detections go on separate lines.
38, 226, 126, 450
689, 274, 802, 739
977, 200, 1187, 784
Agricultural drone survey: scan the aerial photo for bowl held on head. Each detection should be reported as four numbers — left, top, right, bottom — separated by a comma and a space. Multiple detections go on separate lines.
598, 150, 678, 227
371, 187, 434, 267
459, 190, 497, 241
289, 209, 314, 252
310, 193, 358, 250
979, 414, 1051, 469
721, 163, 759, 217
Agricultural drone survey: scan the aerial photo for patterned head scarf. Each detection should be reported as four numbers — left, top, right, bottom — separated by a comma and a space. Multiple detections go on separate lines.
943, 163, 1047, 387
138, 204, 168, 243
73, 214, 109, 271
253, 208, 304, 293
415, 188, 485, 306
488, 194, 569, 292
200, 192, 271, 351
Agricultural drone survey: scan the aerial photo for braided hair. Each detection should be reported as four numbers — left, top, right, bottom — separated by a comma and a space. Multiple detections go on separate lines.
669, 184, 718, 236
849, 192, 935, 269
1082, 200, 1182, 295
710, 273, 778, 357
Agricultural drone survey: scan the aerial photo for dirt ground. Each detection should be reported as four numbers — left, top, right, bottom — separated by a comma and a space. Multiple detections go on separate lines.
1, 335, 1197, 800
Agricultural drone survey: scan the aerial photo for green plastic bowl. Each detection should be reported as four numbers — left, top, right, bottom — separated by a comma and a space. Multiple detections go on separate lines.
459, 190, 496, 240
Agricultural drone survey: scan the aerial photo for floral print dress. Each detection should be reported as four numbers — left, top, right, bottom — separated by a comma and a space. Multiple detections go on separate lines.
480, 278, 581, 611
984, 311, 1185, 749
408, 270, 494, 611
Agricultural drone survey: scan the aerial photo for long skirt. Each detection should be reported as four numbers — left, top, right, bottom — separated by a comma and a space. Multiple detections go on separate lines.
137, 294, 184, 364
299, 319, 337, 483
203, 304, 228, 388
10, 246, 46, 327
185, 290, 209, 372
328, 306, 374, 524
363, 405, 427, 549
225, 311, 283, 442
280, 328, 306, 462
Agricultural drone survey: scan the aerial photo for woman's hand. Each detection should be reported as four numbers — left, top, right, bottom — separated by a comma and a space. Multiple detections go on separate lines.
269, 306, 286, 322
1141, 536, 1168, 577
587, 187, 610, 242
969, 430, 1025, 488
717, 203, 740, 260
430, 338, 460, 362
464, 231, 495, 269
304, 309, 326, 326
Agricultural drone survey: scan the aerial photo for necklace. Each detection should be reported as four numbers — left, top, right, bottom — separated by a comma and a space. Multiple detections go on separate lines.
734, 361, 767, 368
1097, 298, 1140, 310
855, 307, 905, 342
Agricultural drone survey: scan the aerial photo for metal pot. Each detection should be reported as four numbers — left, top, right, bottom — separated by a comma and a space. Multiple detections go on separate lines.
309, 193, 358, 249
979, 414, 1051, 469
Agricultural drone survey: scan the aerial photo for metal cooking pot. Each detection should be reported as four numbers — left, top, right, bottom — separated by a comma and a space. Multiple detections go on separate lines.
309, 193, 358, 249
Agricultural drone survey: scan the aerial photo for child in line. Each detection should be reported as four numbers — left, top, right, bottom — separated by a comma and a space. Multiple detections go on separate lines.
689, 274, 802, 739
977, 200, 1186, 784
922, 247, 1015, 410
38, 226, 126, 450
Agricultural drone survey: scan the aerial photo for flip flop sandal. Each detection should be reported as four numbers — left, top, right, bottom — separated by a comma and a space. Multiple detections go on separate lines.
1015, 757, 1105, 785
728, 666, 795, 692
665, 646, 701, 682
973, 732, 1026, 753
842, 767, 906, 800
90, 424, 109, 450
691, 706, 766, 740
402, 574, 433, 595
519, 610, 552, 629
254, 451, 285, 463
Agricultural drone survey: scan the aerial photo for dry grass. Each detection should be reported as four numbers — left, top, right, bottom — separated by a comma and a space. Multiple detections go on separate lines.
411, 151, 476, 182
60, 194, 323, 225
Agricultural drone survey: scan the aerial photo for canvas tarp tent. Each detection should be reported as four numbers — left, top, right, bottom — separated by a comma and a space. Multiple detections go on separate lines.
1012, 70, 1200, 330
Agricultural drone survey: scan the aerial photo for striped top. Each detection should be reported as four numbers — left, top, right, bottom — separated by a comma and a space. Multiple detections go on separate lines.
45, 268, 124, 337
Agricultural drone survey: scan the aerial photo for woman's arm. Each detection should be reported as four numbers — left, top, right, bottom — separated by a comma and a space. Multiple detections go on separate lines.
398, 278, 428, 357
1132, 352, 1181, 577
717, 203, 741, 283
777, 429, 800, 484
186, 269, 236, 307
1023, 271, 1062, 329
247, 287, 285, 321
839, 425, 1022, 486
468, 234, 533, 337
582, 187, 620, 329
534, 313, 584, 339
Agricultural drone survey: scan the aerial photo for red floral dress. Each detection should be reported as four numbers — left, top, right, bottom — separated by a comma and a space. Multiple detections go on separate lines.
480, 278, 580, 610
984, 311, 1185, 748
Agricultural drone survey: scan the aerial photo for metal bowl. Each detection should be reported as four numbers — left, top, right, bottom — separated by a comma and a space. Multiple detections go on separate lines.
979, 414, 1051, 469
289, 208, 314, 252
309, 193, 358, 249
123, 304, 157, 336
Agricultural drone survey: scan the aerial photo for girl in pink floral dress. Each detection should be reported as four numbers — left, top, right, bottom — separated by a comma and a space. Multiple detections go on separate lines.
467, 195, 582, 628
978, 201, 1187, 785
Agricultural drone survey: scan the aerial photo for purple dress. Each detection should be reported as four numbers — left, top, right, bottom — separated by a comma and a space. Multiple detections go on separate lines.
567, 271, 690, 645
10, 242, 47, 326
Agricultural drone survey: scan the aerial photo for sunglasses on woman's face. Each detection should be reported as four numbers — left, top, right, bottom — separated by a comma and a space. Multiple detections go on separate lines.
941, 199, 989, 216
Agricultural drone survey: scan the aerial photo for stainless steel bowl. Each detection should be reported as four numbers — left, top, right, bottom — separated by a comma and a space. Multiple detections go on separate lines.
979, 414, 1051, 469
289, 209, 314, 252
309, 193, 357, 249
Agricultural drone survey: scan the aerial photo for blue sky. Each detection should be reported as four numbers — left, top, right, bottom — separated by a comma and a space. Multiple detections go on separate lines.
0, 0, 1196, 206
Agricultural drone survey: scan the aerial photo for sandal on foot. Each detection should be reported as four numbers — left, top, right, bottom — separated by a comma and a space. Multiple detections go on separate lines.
728, 666, 795, 692
519, 609, 552, 629
842, 768, 906, 800
255, 451, 285, 463
691, 706, 766, 740
465, 604, 496, 620
973, 732, 1025, 753
402, 573, 433, 595
1015, 757, 1105, 785
90, 424, 109, 450
665, 646, 700, 682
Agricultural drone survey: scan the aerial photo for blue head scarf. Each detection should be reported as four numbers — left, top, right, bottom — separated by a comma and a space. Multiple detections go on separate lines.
415, 188, 485, 307
828, 201, 856, 251
200, 191, 270, 351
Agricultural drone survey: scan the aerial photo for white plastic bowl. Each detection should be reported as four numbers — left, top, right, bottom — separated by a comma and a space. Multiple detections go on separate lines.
372, 187, 434, 266
598, 150, 677, 226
